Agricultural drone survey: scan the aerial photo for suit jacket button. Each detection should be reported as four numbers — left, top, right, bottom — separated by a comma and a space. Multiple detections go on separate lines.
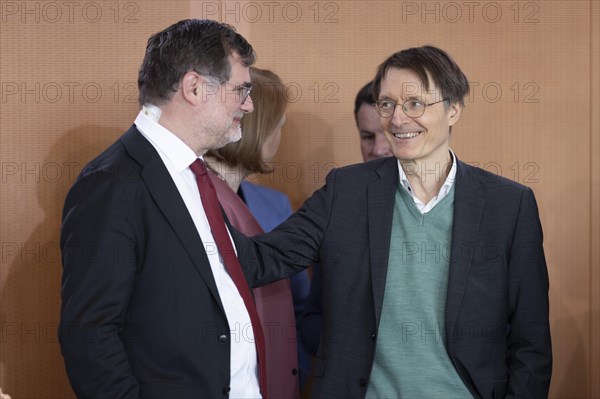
218, 334, 228, 344
371, 331, 376, 340
292, 368, 298, 375
222, 386, 231, 395
359, 377, 367, 387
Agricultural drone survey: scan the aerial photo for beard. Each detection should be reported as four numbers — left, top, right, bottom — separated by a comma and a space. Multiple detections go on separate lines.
227, 123, 242, 144
207, 122, 242, 150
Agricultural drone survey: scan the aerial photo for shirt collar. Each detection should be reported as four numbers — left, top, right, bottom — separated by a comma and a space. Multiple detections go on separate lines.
397, 149, 457, 198
135, 105, 200, 172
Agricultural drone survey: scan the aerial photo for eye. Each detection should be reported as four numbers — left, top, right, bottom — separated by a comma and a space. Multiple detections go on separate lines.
360, 132, 375, 141
378, 100, 395, 109
405, 99, 425, 109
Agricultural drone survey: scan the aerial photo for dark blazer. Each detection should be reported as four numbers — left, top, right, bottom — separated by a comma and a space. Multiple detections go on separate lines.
59, 126, 299, 399
252, 156, 552, 399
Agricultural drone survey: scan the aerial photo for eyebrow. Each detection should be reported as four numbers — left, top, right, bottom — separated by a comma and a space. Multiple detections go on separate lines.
378, 95, 424, 102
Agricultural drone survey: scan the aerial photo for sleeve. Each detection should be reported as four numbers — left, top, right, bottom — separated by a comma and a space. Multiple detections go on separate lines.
299, 262, 323, 355
245, 168, 337, 289
273, 191, 311, 320
506, 188, 552, 398
59, 169, 140, 399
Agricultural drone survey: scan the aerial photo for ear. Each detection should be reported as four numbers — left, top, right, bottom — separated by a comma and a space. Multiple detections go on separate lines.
447, 101, 462, 127
180, 71, 210, 106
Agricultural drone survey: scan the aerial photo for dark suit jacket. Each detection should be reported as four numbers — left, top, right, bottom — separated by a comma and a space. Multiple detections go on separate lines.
59, 126, 300, 399
252, 156, 552, 399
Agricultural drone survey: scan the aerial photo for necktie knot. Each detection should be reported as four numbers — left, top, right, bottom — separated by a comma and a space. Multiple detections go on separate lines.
190, 159, 208, 177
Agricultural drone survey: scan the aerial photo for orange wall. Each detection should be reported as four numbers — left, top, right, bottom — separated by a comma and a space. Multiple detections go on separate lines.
1, 1, 598, 397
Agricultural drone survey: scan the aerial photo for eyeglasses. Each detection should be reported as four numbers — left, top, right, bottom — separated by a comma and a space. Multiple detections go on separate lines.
374, 98, 448, 119
222, 81, 253, 104
202, 75, 253, 105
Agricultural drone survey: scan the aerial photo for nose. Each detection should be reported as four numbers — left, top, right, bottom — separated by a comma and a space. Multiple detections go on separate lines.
241, 95, 254, 113
373, 133, 392, 157
390, 104, 412, 126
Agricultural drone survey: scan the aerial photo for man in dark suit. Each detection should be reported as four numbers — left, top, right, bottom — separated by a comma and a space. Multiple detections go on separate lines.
250, 46, 552, 398
59, 19, 304, 398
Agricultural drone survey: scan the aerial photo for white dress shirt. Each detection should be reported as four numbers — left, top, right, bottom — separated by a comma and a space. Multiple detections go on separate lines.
397, 150, 457, 214
135, 106, 261, 398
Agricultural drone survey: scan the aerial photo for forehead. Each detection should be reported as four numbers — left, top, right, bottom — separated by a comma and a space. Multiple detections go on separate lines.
379, 67, 439, 98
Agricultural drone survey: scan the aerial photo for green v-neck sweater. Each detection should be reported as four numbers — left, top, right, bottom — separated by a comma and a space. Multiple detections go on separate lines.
366, 183, 473, 398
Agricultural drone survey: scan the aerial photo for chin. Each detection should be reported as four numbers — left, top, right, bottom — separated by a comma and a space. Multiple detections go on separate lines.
228, 130, 242, 143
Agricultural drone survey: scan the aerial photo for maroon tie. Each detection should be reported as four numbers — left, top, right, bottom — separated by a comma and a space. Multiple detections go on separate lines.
190, 159, 268, 398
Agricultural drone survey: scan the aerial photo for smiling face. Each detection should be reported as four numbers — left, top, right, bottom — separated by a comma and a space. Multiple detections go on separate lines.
378, 67, 461, 167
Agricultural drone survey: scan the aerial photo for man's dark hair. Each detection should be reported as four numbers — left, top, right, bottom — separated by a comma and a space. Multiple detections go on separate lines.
138, 19, 255, 106
372, 45, 469, 107
353, 81, 376, 126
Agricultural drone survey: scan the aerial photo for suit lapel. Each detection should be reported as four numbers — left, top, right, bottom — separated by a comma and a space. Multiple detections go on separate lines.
368, 158, 399, 329
446, 160, 485, 337
120, 127, 225, 314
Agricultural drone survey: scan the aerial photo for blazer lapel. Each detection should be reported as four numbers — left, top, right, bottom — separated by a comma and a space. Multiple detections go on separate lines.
446, 160, 485, 338
368, 158, 399, 329
120, 127, 225, 314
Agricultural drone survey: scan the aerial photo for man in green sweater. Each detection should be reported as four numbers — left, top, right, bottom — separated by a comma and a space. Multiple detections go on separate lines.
250, 45, 551, 398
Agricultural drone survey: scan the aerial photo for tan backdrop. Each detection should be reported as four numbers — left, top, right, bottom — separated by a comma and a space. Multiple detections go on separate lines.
1, 1, 598, 397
